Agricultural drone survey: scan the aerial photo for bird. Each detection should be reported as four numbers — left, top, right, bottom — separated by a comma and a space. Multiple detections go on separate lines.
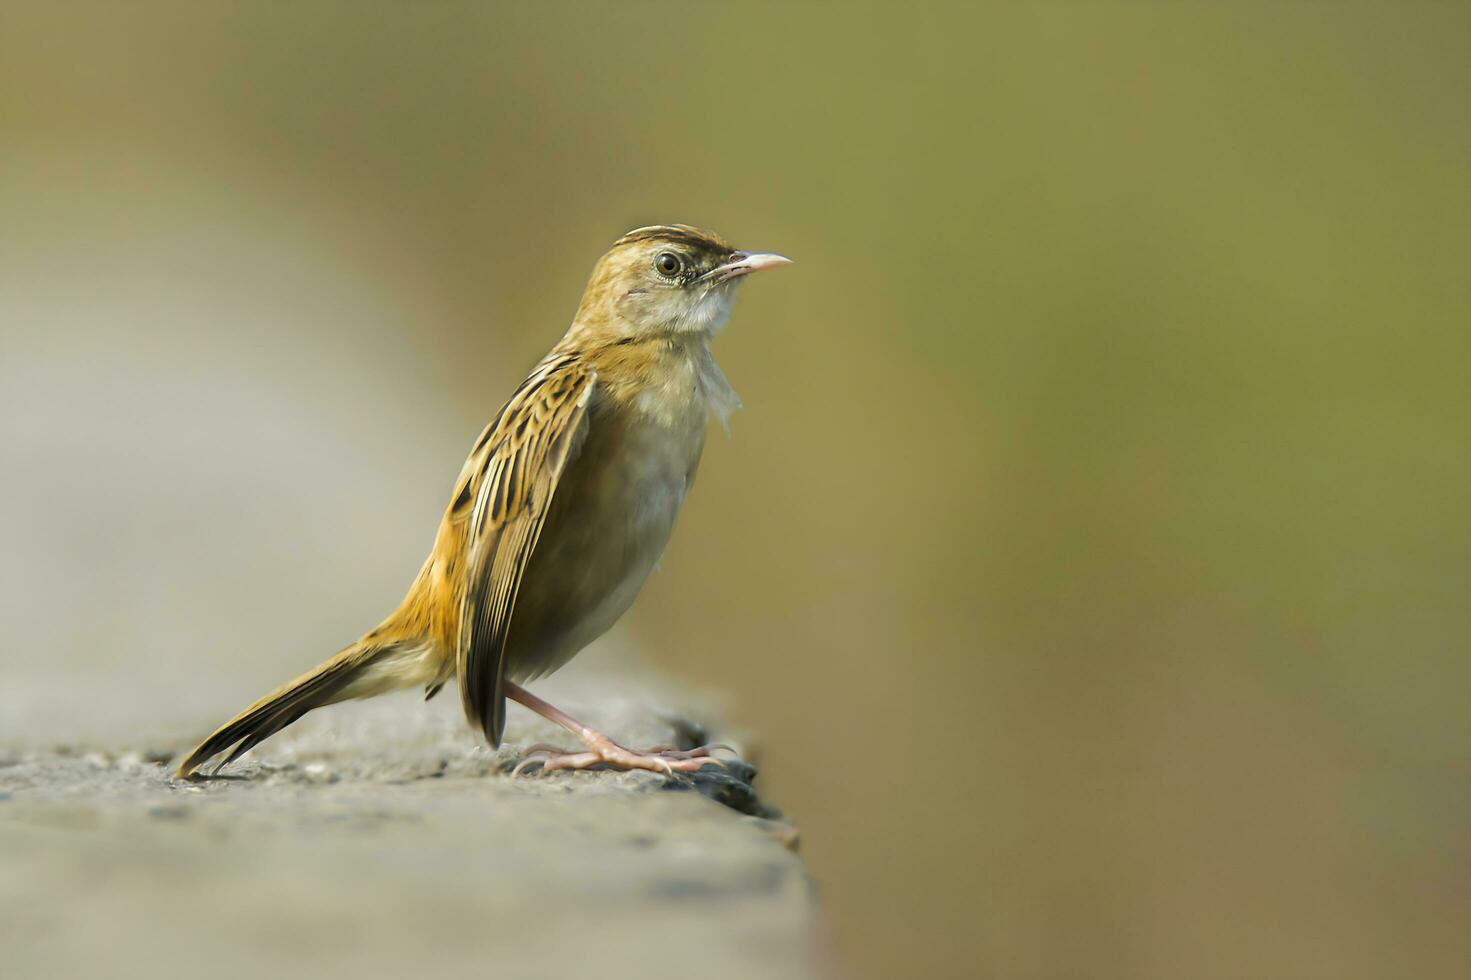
175, 224, 790, 779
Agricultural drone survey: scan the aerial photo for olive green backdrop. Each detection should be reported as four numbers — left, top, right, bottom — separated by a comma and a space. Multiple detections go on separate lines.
3, 3, 1468, 978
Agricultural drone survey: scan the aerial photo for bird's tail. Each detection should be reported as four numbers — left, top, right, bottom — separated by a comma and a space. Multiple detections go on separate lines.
175, 635, 432, 779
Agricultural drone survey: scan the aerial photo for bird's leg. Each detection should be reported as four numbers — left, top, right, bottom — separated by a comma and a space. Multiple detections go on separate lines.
504, 681, 731, 776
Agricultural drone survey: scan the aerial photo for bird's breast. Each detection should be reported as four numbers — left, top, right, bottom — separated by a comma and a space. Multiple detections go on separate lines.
500, 385, 708, 680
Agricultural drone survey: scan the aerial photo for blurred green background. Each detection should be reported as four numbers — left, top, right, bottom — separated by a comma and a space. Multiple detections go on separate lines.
2, 3, 1469, 978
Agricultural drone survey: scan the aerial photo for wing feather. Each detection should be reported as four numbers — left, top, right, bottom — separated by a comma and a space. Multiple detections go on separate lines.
455, 356, 594, 745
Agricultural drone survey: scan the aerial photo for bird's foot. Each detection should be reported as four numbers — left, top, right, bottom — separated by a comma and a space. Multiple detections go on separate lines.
511, 733, 735, 777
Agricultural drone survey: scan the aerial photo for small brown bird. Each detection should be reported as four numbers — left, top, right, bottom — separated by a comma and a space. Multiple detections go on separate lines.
177, 224, 790, 779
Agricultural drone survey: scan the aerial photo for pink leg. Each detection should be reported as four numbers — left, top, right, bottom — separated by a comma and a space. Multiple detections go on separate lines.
504, 681, 732, 776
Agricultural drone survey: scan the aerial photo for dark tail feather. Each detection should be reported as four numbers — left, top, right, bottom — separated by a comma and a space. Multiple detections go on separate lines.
176, 641, 394, 779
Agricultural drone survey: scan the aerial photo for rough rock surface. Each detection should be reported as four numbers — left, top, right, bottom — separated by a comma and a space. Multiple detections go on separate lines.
0, 668, 821, 980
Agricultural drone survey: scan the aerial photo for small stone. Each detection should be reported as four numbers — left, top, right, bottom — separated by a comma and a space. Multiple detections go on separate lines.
302, 762, 338, 784
744, 816, 801, 852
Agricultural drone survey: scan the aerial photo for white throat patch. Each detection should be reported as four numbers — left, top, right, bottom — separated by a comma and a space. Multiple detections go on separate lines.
682, 288, 735, 335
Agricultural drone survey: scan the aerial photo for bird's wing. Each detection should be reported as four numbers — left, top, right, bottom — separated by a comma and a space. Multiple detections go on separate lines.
455, 354, 595, 746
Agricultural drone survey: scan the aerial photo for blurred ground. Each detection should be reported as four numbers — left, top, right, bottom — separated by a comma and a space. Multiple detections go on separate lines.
0, 664, 821, 980
2, 3, 1470, 978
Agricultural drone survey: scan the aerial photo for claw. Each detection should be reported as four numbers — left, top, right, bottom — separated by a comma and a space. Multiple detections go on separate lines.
510, 744, 567, 777
510, 755, 546, 777
648, 742, 735, 762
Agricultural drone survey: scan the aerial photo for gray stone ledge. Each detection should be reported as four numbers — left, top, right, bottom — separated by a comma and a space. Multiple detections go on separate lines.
0, 671, 823, 980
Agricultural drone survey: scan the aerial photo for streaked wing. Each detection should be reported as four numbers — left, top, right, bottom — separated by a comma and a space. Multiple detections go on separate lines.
455, 354, 595, 745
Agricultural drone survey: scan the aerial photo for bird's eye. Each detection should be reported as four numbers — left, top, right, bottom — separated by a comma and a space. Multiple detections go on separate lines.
654, 252, 683, 278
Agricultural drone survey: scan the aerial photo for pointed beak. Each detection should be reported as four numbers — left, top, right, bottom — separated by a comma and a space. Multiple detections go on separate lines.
703, 250, 793, 285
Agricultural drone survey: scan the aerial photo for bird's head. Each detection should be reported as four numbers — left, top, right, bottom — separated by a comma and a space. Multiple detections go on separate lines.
572, 224, 790, 341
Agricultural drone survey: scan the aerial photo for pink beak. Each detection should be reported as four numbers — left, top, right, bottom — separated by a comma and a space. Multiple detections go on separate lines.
705, 251, 793, 284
